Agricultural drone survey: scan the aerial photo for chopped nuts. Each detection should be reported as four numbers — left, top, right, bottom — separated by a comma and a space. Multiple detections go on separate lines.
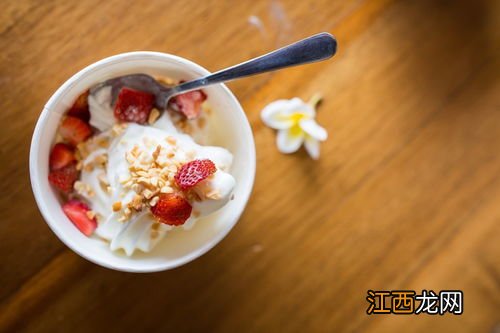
137, 170, 149, 178
143, 189, 155, 199
82, 153, 108, 172
86, 210, 96, 220
129, 195, 143, 210
130, 145, 140, 157
160, 186, 173, 193
137, 177, 150, 186
97, 137, 110, 148
118, 207, 133, 223
152, 145, 162, 161
149, 196, 159, 207
150, 176, 159, 187
126, 152, 135, 164
202, 102, 212, 115
118, 134, 196, 221
131, 183, 143, 194
119, 175, 131, 184
150, 221, 161, 239
94, 154, 107, 165
112, 201, 122, 212
156, 77, 177, 86
148, 168, 160, 177
112, 123, 128, 137
74, 181, 95, 198
197, 117, 206, 129
206, 190, 221, 200
98, 173, 109, 186
148, 108, 161, 124
76, 142, 89, 160
166, 136, 176, 145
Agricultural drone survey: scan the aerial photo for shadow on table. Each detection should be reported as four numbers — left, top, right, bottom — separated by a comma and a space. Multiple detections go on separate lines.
65, 233, 251, 332
387, 0, 496, 109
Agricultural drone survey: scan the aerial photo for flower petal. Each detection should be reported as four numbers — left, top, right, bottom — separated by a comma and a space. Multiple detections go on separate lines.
285, 98, 316, 118
261, 98, 316, 130
299, 119, 328, 141
304, 136, 320, 160
276, 127, 304, 154
261, 100, 295, 129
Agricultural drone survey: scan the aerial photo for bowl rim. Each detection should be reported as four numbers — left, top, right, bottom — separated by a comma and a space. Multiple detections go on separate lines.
30, 51, 256, 272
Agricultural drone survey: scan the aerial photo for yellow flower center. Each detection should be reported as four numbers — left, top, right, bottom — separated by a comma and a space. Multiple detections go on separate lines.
289, 113, 306, 124
289, 123, 303, 137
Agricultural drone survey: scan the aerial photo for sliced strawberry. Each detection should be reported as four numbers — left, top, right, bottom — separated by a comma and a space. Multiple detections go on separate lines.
67, 90, 90, 122
49, 143, 75, 170
114, 87, 154, 124
150, 193, 192, 226
174, 159, 216, 190
62, 200, 97, 236
169, 89, 207, 119
48, 162, 79, 193
59, 116, 92, 146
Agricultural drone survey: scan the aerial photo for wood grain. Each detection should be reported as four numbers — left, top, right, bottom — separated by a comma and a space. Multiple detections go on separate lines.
0, 0, 499, 332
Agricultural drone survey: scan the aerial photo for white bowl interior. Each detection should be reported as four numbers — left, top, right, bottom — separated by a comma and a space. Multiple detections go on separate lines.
30, 52, 255, 272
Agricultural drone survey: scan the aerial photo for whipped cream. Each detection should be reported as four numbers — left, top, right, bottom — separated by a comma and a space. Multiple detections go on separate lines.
78, 89, 235, 256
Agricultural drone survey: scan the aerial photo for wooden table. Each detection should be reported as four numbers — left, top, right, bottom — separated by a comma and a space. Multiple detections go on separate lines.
1, 0, 499, 332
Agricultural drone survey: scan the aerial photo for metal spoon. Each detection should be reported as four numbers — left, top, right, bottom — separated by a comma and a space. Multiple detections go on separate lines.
91, 32, 337, 108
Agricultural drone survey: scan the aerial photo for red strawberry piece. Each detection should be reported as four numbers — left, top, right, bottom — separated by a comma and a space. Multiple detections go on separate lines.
49, 143, 75, 170
169, 89, 207, 119
67, 90, 90, 122
62, 200, 97, 236
150, 193, 192, 226
48, 162, 79, 193
114, 87, 154, 124
59, 116, 92, 146
174, 159, 216, 190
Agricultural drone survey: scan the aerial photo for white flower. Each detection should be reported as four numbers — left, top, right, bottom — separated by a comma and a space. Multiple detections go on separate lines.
260, 96, 328, 159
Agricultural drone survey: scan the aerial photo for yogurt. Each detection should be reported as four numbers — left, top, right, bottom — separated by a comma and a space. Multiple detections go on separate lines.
74, 89, 236, 256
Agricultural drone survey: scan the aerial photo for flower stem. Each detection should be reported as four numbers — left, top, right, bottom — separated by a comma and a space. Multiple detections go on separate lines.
308, 93, 323, 109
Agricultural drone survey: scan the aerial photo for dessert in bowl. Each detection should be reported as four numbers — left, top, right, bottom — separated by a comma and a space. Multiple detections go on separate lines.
30, 52, 255, 272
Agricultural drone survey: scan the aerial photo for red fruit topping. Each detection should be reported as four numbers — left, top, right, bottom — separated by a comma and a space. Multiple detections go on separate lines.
62, 200, 97, 236
169, 89, 207, 119
59, 116, 92, 146
150, 193, 192, 226
67, 90, 90, 122
49, 143, 75, 170
48, 162, 79, 193
174, 159, 216, 190
114, 87, 154, 124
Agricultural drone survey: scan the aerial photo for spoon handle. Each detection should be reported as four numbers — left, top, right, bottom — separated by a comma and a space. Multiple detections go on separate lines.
170, 32, 337, 94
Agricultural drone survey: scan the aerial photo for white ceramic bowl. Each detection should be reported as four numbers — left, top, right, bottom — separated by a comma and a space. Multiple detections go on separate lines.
30, 52, 256, 272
